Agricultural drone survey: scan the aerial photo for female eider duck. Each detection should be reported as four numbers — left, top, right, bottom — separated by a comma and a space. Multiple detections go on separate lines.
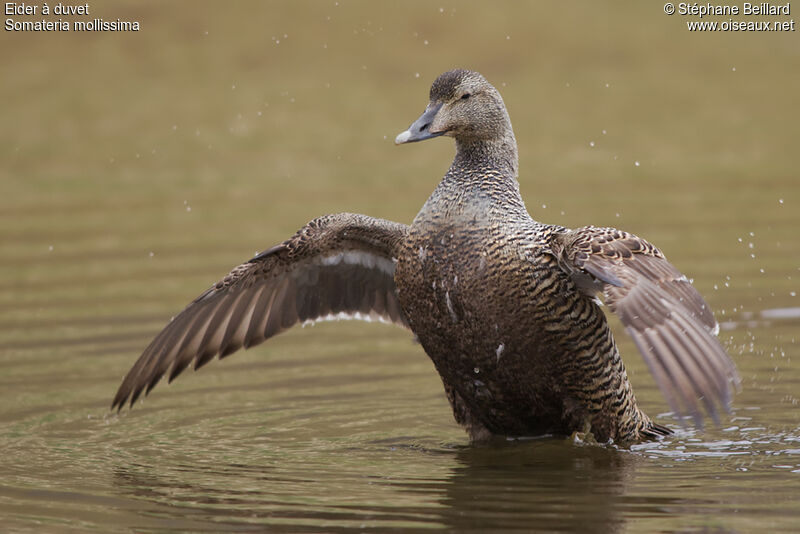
113, 69, 739, 444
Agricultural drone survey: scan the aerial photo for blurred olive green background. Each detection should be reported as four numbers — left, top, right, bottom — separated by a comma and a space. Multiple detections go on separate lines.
1, 2, 799, 532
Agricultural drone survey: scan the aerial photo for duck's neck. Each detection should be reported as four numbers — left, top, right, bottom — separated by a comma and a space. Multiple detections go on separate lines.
445, 128, 519, 195
452, 132, 519, 180
418, 130, 527, 223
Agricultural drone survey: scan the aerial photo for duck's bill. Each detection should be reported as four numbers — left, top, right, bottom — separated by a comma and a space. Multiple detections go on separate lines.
394, 102, 445, 144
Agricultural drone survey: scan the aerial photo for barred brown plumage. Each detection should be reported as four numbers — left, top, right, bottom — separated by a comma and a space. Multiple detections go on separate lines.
113, 69, 739, 445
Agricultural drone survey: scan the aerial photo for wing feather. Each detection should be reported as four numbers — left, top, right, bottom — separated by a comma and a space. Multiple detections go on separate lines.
551, 226, 740, 425
112, 213, 409, 410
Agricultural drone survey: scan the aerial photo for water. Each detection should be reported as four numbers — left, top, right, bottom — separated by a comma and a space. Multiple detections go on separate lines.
2, 2, 799, 532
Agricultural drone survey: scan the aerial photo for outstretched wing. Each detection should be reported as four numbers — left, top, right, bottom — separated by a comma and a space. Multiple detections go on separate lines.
112, 213, 410, 410
550, 226, 740, 426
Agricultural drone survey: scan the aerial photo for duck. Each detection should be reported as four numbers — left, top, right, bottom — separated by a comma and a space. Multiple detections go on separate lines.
112, 69, 740, 444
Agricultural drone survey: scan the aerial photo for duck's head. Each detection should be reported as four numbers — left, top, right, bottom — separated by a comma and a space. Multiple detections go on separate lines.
395, 69, 512, 146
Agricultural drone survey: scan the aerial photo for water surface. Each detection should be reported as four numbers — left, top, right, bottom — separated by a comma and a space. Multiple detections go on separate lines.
1, 2, 799, 532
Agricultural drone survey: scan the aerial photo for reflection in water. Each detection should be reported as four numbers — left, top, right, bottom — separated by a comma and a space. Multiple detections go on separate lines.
437, 441, 637, 532
110, 438, 687, 533
429, 440, 722, 532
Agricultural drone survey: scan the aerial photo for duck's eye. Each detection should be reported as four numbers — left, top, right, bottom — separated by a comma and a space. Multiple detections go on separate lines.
460, 93, 471, 100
